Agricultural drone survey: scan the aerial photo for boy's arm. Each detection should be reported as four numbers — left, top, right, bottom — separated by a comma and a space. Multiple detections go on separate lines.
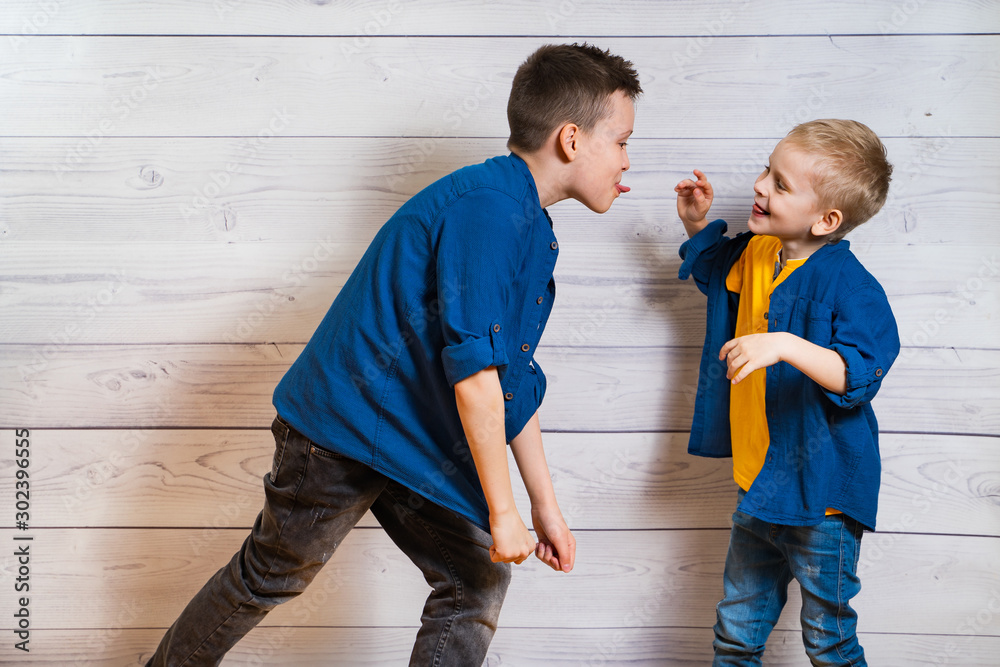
509, 411, 576, 572
454, 366, 536, 565
675, 169, 714, 238
720, 332, 847, 395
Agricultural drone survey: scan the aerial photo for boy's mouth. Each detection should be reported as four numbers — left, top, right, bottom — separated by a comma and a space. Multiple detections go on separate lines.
615, 183, 630, 194
752, 202, 770, 216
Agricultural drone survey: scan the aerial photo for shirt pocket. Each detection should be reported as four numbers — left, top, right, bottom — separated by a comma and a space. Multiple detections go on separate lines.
793, 298, 834, 346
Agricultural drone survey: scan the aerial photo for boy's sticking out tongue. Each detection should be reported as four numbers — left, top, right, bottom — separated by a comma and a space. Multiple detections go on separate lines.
616, 183, 631, 194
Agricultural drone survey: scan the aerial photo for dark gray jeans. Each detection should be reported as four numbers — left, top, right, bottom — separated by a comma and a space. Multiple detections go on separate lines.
147, 416, 510, 666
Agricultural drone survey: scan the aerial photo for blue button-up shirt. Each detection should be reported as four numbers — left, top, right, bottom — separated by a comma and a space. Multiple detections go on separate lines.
679, 220, 900, 530
274, 154, 558, 530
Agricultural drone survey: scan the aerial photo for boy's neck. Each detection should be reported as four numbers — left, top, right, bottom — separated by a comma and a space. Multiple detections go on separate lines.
513, 149, 565, 209
775, 235, 829, 266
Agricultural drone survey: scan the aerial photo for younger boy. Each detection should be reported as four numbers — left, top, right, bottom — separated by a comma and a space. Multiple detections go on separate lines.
674, 119, 899, 666
147, 43, 641, 666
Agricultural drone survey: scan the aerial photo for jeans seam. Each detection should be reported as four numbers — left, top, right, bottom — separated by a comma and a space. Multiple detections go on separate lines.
834, 516, 853, 666
181, 431, 312, 666
384, 486, 464, 667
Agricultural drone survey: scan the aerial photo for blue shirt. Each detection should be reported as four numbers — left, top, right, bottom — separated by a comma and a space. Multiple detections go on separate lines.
274, 154, 558, 530
679, 220, 900, 530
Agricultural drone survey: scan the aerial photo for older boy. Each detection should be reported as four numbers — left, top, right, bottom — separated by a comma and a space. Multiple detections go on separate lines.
674, 119, 899, 666
148, 43, 641, 666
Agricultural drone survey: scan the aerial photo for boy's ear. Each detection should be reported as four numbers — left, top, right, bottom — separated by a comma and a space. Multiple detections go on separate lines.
812, 208, 843, 238
557, 123, 580, 162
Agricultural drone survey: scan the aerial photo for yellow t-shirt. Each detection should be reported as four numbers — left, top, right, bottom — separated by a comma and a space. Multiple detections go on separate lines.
725, 236, 806, 489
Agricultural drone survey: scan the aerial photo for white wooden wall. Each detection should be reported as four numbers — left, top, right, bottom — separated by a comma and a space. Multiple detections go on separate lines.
1, 1, 998, 665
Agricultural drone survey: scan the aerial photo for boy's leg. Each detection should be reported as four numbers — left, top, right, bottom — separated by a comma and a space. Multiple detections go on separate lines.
782, 514, 867, 666
370, 481, 511, 667
713, 504, 793, 666
147, 416, 388, 666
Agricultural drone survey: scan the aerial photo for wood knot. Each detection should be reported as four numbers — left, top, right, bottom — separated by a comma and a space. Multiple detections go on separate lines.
127, 165, 164, 190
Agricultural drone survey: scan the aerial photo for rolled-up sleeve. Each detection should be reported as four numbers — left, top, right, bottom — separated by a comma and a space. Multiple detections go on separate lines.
438, 189, 525, 386
824, 281, 900, 408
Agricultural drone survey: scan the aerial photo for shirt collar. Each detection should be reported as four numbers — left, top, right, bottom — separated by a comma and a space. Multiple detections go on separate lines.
507, 152, 544, 214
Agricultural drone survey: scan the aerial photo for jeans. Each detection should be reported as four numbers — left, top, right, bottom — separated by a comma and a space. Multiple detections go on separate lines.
147, 416, 510, 667
713, 490, 866, 667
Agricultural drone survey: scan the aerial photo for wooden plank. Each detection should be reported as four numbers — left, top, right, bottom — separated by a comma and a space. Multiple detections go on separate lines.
9, 627, 1000, 666
7, 429, 997, 537
2, 240, 997, 349
2, 0, 996, 36
0, 528, 996, 636
1, 136, 992, 246
2, 344, 997, 435
1, 36, 996, 137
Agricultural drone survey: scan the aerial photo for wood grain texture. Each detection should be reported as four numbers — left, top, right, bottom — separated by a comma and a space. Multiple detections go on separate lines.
0, 527, 996, 636
2, 344, 997, 435
2, 136, 992, 246
2, 240, 997, 349
7, 429, 997, 537
2, 0, 996, 36
0, 3, 995, 662
7, 627, 1000, 666
2, 36, 996, 137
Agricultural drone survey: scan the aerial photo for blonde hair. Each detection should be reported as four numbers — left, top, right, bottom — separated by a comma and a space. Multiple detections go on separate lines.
784, 119, 893, 242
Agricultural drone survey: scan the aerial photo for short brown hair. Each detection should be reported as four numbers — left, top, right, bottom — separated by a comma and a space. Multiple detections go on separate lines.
784, 119, 893, 243
507, 43, 642, 154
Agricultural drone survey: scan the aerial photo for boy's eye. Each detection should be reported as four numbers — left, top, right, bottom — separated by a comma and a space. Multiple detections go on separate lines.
776, 181, 786, 191
619, 142, 628, 148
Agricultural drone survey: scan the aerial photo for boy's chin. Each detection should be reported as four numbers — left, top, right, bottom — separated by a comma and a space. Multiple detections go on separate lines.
579, 198, 613, 214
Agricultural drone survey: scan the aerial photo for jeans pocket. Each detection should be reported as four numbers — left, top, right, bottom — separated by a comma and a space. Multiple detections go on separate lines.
270, 416, 291, 482
309, 443, 348, 461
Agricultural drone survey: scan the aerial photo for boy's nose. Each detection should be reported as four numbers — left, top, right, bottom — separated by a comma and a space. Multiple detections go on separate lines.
622, 151, 630, 171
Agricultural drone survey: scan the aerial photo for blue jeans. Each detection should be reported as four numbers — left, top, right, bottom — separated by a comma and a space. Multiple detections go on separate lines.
713, 490, 867, 666
147, 416, 510, 667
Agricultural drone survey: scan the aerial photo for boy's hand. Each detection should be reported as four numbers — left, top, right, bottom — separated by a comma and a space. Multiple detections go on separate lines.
720, 333, 786, 384
675, 169, 714, 236
531, 505, 577, 573
489, 508, 536, 565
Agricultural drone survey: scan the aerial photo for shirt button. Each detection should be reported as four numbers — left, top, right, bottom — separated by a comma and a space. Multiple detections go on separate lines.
521, 343, 530, 352
550, 241, 558, 250
536, 296, 544, 305
493, 324, 501, 333
504, 392, 513, 401
763, 311, 768, 319
875, 368, 883, 377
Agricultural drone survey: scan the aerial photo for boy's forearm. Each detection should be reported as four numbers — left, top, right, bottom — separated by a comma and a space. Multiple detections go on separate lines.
454, 367, 518, 516
509, 412, 558, 510
682, 217, 710, 239
780, 333, 847, 395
